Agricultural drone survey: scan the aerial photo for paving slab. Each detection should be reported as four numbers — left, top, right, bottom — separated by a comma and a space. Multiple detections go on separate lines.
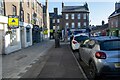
20, 43, 86, 79
2, 39, 54, 78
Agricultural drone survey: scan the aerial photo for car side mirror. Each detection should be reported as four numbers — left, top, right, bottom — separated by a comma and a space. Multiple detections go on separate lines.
80, 44, 86, 47
88, 45, 93, 48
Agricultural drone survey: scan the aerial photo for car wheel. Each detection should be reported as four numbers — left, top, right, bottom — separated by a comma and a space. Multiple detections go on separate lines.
89, 61, 98, 80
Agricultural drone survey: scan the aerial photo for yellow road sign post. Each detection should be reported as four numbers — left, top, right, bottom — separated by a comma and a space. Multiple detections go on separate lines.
8, 15, 19, 29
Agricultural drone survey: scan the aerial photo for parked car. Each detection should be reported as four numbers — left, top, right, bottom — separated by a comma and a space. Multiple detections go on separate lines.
70, 34, 89, 51
79, 36, 120, 79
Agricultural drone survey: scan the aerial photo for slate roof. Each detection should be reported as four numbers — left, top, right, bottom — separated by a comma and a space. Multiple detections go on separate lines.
109, 8, 120, 18
49, 13, 55, 18
49, 13, 62, 19
91, 23, 109, 33
62, 5, 89, 13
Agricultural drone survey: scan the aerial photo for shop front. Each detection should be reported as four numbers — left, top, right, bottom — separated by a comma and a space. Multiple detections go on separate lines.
32, 25, 41, 43
109, 28, 120, 37
20, 22, 33, 48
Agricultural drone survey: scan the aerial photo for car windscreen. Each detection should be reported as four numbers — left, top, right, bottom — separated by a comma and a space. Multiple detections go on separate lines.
74, 36, 89, 42
73, 31, 83, 35
100, 40, 120, 51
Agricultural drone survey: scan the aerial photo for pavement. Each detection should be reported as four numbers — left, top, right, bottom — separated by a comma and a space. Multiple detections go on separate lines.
2, 39, 54, 78
20, 42, 87, 79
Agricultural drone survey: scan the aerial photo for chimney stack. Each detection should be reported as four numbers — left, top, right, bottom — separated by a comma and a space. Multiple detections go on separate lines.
54, 8, 58, 15
62, 2, 64, 8
115, 2, 120, 10
102, 20, 105, 25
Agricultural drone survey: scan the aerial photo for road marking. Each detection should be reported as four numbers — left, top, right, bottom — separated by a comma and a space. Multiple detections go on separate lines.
69, 46, 88, 80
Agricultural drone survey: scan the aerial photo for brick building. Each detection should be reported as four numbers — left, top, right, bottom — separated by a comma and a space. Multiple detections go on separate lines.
62, 2, 89, 32
108, 2, 120, 37
49, 8, 62, 39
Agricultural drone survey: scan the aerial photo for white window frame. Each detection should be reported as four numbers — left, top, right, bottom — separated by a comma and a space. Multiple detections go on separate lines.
84, 22, 86, 27
115, 21, 118, 27
53, 26, 56, 29
72, 23, 75, 28
65, 14, 68, 19
83, 13, 86, 19
78, 14, 81, 19
57, 26, 60, 30
66, 23, 69, 28
0, 0, 4, 15
71, 14, 74, 19
57, 19, 60, 23
12, 5, 17, 15
53, 19, 55, 23
78, 22, 81, 28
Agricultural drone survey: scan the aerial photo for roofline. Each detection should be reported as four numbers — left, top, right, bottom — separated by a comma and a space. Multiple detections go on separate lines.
109, 13, 120, 19
62, 11, 90, 13
62, 5, 89, 8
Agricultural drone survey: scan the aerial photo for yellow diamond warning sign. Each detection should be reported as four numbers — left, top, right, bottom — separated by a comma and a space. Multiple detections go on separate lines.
8, 15, 19, 29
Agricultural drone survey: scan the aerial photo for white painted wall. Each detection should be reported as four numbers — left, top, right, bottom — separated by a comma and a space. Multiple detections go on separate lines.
0, 15, 33, 54
0, 30, 3, 55
20, 22, 33, 48
4, 24, 21, 54
0, 16, 21, 54
24, 23, 33, 48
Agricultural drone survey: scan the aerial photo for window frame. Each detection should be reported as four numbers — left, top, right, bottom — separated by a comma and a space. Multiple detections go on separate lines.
83, 13, 86, 19
27, 0, 29, 7
0, 0, 4, 15
53, 19, 55, 23
27, 13, 30, 23
71, 14, 74, 19
71, 22, 75, 28
12, 5, 17, 15
65, 14, 69, 19
78, 14, 81, 19
84, 22, 87, 27
78, 22, 81, 28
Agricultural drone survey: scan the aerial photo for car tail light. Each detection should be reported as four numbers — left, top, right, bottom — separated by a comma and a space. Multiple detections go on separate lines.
95, 52, 106, 59
73, 40, 77, 44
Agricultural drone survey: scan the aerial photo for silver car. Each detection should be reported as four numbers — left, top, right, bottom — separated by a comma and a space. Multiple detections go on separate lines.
79, 36, 120, 79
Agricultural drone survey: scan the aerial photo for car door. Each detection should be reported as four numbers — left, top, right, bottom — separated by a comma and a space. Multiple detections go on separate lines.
80, 39, 90, 64
84, 40, 96, 64
81, 40, 95, 65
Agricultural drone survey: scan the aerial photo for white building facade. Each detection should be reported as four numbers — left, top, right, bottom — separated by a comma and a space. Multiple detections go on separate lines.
0, 16, 21, 54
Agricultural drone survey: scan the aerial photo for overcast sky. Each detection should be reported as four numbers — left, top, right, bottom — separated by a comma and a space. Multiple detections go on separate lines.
40, 0, 119, 25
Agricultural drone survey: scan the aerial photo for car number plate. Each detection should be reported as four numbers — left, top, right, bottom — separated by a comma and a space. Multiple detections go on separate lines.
115, 63, 120, 68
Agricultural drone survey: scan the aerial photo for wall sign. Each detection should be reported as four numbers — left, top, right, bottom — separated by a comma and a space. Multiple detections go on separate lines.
8, 15, 19, 29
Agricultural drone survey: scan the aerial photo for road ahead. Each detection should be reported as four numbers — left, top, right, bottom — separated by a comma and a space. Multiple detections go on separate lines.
20, 43, 87, 79
3, 41, 120, 80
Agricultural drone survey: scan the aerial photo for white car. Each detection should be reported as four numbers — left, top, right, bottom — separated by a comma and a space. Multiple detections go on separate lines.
71, 34, 89, 51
